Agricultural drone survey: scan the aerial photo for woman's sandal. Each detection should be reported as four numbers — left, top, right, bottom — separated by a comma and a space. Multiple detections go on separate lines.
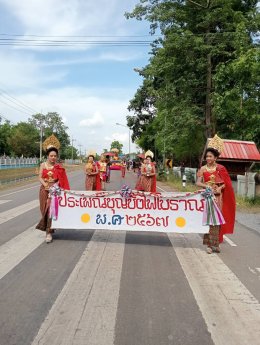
206, 247, 213, 254
45, 233, 53, 243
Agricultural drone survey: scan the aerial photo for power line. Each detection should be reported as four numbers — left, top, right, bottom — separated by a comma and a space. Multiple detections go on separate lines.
0, 82, 40, 115
0, 113, 13, 123
0, 33, 159, 38
0, 98, 33, 116
0, 91, 38, 114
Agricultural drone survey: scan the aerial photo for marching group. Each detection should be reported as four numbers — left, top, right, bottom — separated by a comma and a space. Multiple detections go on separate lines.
36, 134, 235, 255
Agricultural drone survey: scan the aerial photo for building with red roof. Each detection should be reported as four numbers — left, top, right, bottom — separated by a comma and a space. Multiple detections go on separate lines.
202, 139, 260, 175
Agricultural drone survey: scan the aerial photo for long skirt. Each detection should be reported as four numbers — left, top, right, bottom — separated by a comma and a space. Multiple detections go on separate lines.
142, 176, 153, 192
203, 192, 223, 248
36, 185, 52, 233
203, 226, 220, 248
85, 175, 96, 190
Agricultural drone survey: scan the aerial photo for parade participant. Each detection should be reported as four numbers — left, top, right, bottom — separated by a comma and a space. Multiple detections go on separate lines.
105, 155, 111, 183
137, 150, 157, 192
196, 135, 235, 254
85, 152, 101, 191
36, 134, 70, 243
99, 154, 107, 190
121, 159, 127, 178
110, 148, 122, 170
135, 158, 146, 191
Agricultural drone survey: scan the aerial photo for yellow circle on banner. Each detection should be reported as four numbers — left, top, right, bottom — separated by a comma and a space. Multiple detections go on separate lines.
175, 217, 186, 227
81, 213, 91, 223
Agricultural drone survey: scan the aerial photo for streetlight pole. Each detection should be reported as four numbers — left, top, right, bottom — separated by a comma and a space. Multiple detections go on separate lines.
116, 123, 131, 158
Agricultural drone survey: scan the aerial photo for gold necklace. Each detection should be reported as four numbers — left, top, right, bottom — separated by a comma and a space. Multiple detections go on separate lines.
206, 163, 216, 172
45, 161, 54, 169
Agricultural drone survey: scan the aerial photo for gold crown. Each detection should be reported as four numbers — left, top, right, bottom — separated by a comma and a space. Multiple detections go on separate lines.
87, 150, 96, 157
111, 148, 119, 153
145, 150, 154, 159
207, 134, 224, 154
42, 134, 61, 151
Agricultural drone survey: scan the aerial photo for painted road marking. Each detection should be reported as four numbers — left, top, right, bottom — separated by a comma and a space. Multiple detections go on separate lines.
157, 186, 168, 192
0, 199, 39, 225
0, 200, 11, 205
0, 184, 38, 198
32, 230, 126, 345
0, 225, 45, 280
169, 233, 260, 345
223, 235, 237, 247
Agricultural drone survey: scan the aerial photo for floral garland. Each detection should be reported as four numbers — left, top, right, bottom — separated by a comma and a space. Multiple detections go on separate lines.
201, 187, 225, 226
57, 185, 204, 200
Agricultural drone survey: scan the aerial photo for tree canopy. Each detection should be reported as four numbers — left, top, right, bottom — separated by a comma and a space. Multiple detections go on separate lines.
0, 112, 76, 159
126, 0, 259, 165
110, 140, 124, 154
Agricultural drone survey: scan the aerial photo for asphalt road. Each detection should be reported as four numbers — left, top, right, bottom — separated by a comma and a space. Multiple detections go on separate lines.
0, 169, 259, 345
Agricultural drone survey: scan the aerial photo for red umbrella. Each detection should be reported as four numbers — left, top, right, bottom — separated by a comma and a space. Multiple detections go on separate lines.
103, 152, 114, 156
137, 153, 145, 159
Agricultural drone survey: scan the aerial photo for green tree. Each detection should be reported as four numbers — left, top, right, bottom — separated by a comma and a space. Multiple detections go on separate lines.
8, 122, 39, 157
125, 0, 259, 164
0, 118, 13, 155
110, 140, 123, 154
28, 112, 70, 158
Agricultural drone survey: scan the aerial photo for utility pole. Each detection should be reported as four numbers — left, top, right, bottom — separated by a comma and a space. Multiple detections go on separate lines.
78, 143, 82, 162
39, 113, 44, 162
71, 137, 76, 162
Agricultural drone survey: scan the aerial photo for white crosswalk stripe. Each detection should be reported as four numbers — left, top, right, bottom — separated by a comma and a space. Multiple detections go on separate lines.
0, 189, 259, 345
0, 225, 45, 280
0, 200, 11, 205
169, 233, 260, 345
0, 199, 38, 225
32, 230, 126, 345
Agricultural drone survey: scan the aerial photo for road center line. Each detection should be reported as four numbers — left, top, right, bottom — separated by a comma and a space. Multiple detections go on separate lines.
32, 230, 126, 345
0, 199, 39, 225
169, 233, 260, 345
0, 225, 45, 280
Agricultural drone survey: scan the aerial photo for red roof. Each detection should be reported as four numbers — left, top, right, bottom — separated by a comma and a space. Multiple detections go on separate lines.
219, 140, 260, 161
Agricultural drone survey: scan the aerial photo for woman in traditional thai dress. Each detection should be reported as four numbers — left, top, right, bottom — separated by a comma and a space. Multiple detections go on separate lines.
121, 159, 127, 178
105, 155, 111, 183
36, 134, 70, 243
85, 153, 101, 191
196, 135, 235, 254
137, 150, 157, 192
99, 154, 107, 190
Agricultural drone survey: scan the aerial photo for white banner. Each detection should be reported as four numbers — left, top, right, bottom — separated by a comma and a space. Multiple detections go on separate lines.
52, 190, 208, 233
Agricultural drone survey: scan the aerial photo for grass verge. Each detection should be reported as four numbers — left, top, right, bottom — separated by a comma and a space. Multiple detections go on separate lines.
0, 164, 83, 191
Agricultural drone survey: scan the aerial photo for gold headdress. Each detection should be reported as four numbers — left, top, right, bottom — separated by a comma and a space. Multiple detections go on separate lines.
87, 150, 96, 157
145, 150, 154, 159
207, 134, 224, 154
111, 148, 119, 153
42, 134, 60, 151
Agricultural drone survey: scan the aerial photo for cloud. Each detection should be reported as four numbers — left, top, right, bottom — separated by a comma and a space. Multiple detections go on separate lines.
79, 112, 104, 128
0, 51, 67, 90
0, 0, 145, 38
105, 132, 128, 143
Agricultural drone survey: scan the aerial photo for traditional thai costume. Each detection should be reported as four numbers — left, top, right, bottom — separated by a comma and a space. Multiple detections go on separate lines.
198, 135, 235, 248
136, 150, 157, 192
85, 154, 101, 191
99, 160, 107, 182
36, 135, 70, 233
